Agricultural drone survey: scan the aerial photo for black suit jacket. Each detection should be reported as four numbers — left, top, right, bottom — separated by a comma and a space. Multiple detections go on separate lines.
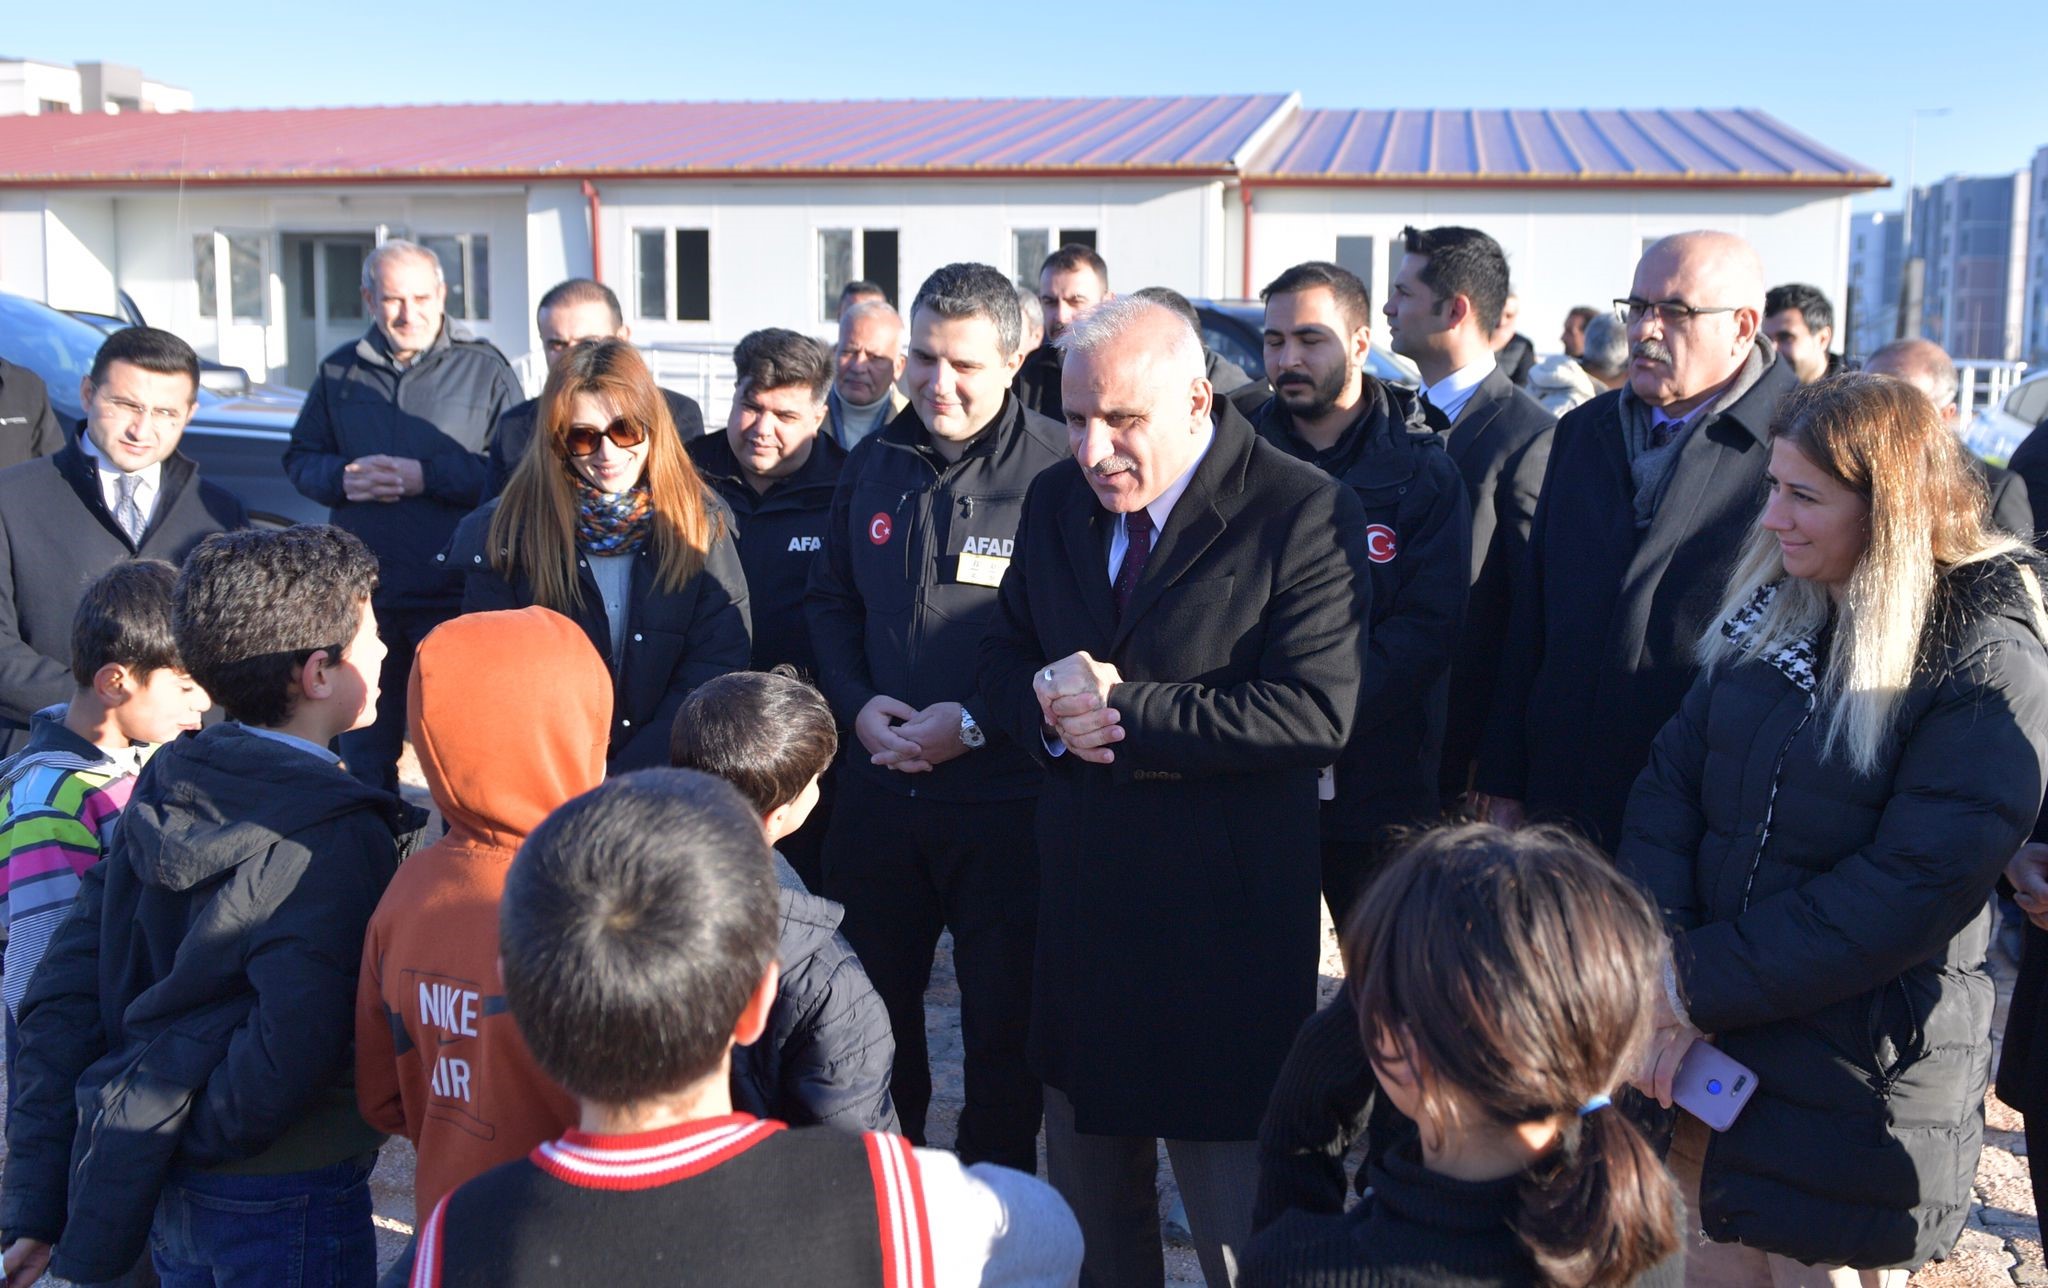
0, 443, 248, 754
1475, 355, 1797, 849
1437, 367, 1555, 798
978, 405, 1371, 1140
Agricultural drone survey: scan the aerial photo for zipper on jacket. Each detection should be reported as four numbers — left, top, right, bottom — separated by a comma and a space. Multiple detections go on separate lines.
1739, 701, 1816, 913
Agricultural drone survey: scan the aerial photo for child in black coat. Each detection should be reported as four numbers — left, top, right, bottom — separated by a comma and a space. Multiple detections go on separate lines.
1243, 824, 1684, 1288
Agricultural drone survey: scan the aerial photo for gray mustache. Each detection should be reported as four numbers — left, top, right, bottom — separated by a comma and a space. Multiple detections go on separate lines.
1632, 340, 1672, 364
1090, 455, 1140, 477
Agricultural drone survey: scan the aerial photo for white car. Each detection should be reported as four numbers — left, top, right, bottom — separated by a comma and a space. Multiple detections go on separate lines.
1965, 369, 2048, 464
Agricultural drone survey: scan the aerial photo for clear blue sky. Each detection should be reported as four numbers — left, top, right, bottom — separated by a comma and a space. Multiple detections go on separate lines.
10, 0, 2043, 211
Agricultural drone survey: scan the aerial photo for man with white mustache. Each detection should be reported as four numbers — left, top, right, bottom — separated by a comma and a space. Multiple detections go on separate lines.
1470, 230, 1796, 851
979, 296, 1371, 1287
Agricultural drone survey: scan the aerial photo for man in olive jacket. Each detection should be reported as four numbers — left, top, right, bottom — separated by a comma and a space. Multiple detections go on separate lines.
979, 297, 1369, 1287
282, 239, 519, 792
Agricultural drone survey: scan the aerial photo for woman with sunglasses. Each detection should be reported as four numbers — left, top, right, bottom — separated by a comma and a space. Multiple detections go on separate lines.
445, 338, 749, 769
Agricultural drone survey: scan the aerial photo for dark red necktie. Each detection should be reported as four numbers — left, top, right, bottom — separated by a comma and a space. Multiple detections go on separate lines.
1113, 507, 1153, 620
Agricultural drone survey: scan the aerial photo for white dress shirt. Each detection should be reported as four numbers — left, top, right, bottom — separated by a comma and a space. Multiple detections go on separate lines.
1046, 429, 1216, 757
1106, 426, 1213, 581
1422, 359, 1498, 425
76, 432, 162, 529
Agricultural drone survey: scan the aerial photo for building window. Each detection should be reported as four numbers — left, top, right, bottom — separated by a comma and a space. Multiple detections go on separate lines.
635, 229, 667, 321
1334, 236, 1376, 297
632, 228, 712, 323
676, 229, 711, 322
421, 234, 490, 321
817, 228, 901, 320
36, 99, 69, 114
193, 232, 267, 323
1012, 228, 1098, 287
1012, 230, 1050, 287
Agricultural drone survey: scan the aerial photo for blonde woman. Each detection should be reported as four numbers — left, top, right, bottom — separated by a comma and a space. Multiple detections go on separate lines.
1617, 373, 2048, 1284
446, 339, 750, 768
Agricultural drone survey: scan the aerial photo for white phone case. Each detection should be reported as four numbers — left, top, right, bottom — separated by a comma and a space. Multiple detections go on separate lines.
1673, 1039, 1760, 1132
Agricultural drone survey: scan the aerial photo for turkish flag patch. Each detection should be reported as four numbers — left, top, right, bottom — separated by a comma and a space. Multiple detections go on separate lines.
869, 513, 893, 545
1365, 523, 1398, 564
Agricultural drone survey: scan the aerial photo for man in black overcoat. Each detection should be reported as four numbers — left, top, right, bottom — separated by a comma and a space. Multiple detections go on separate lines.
1381, 226, 1556, 802
979, 296, 1370, 1287
1473, 230, 1795, 849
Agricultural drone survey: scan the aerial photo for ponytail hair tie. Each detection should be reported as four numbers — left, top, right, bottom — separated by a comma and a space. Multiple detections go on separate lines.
1577, 1093, 1612, 1117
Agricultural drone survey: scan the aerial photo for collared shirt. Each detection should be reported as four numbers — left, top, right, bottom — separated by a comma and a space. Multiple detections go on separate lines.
237, 722, 344, 767
1422, 359, 1497, 425
1106, 426, 1213, 581
1048, 428, 1216, 759
76, 432, 161, 527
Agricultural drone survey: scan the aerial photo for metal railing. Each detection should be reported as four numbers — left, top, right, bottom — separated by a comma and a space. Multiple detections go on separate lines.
1958, 359, 2028, 421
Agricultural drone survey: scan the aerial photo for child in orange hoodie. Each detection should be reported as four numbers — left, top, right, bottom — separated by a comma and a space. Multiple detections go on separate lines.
354, 606, 608, 1226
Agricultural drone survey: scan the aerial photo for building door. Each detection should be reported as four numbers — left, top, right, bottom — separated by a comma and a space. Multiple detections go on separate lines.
283, 234, 376, 387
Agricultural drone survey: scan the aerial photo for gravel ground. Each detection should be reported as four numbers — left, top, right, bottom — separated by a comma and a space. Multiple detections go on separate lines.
4, 748, 2039, 1285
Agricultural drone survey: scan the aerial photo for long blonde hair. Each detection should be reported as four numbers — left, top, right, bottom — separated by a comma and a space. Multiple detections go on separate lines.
489, 339, 721, 613
1699, 373, 2033, 774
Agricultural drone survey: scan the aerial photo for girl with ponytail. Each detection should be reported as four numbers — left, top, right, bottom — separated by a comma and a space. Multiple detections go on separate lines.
1243, 823, 1682, 1288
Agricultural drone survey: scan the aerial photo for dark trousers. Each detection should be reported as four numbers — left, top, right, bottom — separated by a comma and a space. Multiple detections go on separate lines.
152, 1153, 377, 1288
2031, 1114, 2048, 1248
1318, 825, 1408, 932
338, 602, 458, 795
822, 782, 1042, 1172
1044, 1086, 1258, 1288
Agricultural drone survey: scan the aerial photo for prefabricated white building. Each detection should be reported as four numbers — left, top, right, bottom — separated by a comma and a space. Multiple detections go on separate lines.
0, 95, 1882, 390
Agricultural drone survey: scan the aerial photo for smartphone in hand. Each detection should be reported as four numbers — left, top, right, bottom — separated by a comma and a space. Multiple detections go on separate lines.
1673, 1039, 1759, 1132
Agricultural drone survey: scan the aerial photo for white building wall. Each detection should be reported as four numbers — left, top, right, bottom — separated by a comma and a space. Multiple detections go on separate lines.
0, 61, 83, 116
0, 195, 50, 297
96, 187, 528, 381
1244, 186, 1854, 358
10, 173, 1866, 391
139, 81, 193, 114
42, 195, 118, 313
591, 177, 1218, 350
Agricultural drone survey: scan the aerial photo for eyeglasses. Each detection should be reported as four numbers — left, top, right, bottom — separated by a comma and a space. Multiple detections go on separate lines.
1614, 297, 1739, 326
560, 417, 648, 458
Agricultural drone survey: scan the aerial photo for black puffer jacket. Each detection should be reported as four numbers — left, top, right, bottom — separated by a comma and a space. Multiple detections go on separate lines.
732, 858, 899, 1133
0, 725, 422, 1281
1253, 381, 1471, 840
445, 493, 753, 770
1618, 557, 2048, 1270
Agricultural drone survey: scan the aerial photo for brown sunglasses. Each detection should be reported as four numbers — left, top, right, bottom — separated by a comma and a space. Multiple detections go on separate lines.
561, 417, 649, 458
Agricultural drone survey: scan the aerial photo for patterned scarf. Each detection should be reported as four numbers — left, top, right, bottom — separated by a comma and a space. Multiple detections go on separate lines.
570, 472, 654, 555
1719, 579, 1818, 696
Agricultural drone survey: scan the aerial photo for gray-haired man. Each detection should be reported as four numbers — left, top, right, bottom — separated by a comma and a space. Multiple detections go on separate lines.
283, 238, 519, 792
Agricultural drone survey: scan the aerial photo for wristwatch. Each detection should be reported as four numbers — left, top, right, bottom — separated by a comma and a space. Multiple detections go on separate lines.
958, 707, 987, 749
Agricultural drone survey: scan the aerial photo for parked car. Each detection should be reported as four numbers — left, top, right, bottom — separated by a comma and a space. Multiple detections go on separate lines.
0, 289, 320, 527
66, 294, 265, 398
1965, 368, 2048, 465
1192, 297, 1421, 390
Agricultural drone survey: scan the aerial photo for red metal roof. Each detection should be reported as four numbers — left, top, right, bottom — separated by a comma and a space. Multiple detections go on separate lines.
0, 95, 1292, 184
1250, 108, 1883, 187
